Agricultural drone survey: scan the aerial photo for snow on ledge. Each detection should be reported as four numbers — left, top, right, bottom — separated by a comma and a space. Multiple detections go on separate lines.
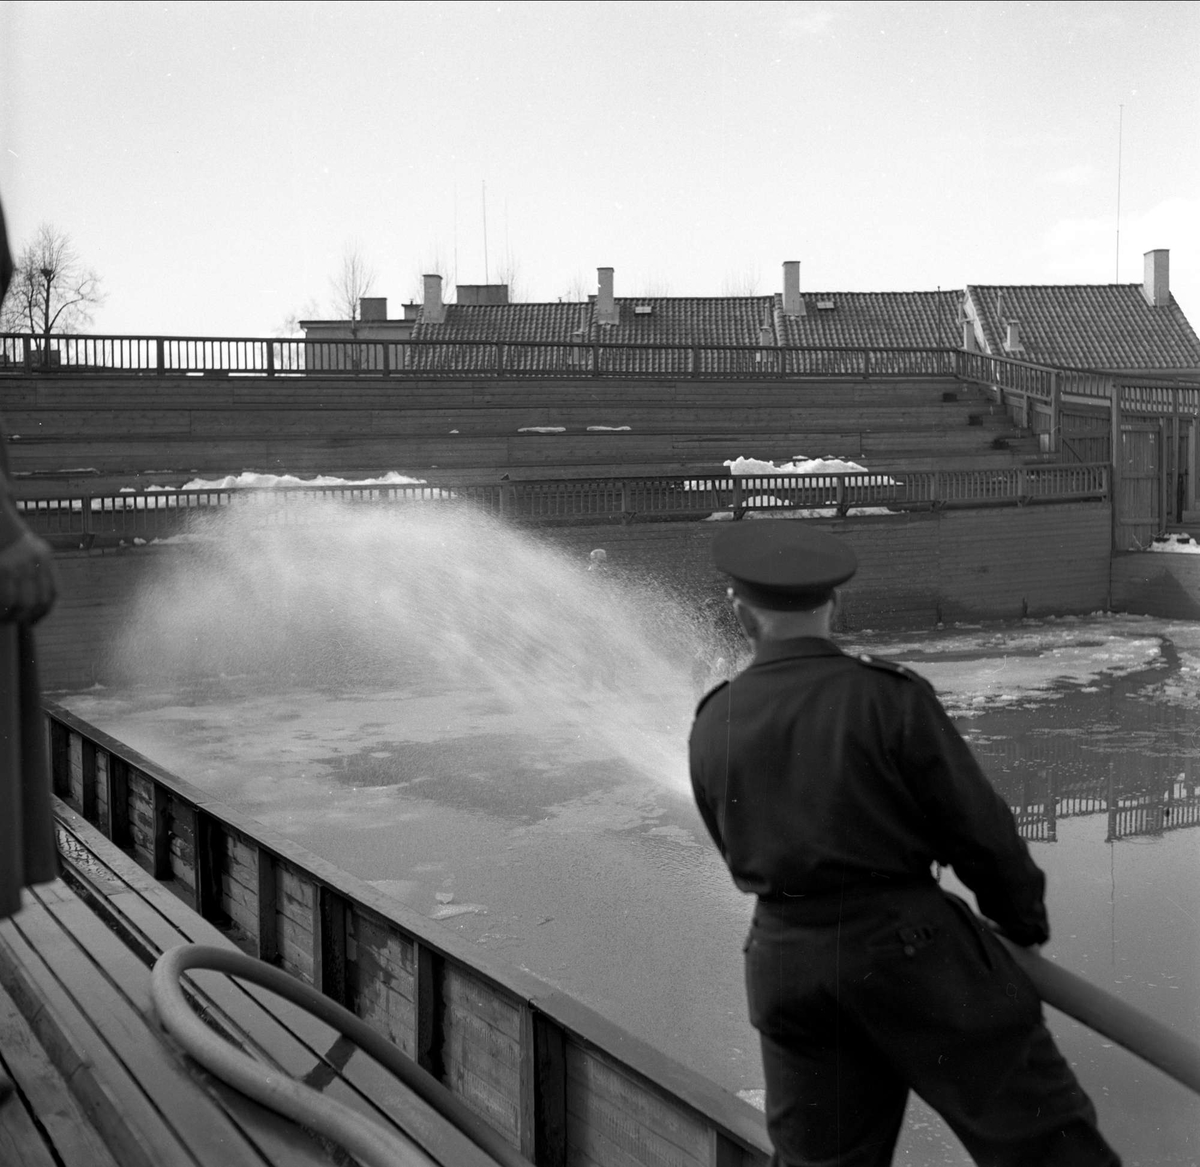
1149, 533, 1200, 554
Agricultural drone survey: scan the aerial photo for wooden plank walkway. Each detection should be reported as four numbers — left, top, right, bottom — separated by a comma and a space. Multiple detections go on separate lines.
0, 802, 504, 1167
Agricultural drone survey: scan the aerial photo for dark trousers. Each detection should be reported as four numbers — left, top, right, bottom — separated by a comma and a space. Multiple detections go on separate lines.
745, 886, 1121, 1167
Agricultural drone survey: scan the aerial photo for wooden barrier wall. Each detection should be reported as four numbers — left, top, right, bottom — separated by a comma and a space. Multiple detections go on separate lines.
35, 501, 1114, 690
49, 704, 771, 1167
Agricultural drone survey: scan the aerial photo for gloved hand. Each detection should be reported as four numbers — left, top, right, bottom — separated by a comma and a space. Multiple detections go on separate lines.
0, 529, 57, 624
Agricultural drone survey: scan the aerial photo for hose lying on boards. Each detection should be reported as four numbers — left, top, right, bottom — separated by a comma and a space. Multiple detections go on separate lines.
996, 933, 1200, 1096
151, 944, 530, 1167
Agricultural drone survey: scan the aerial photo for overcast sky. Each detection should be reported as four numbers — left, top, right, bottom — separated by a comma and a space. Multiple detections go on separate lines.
2, 0, 1197, 337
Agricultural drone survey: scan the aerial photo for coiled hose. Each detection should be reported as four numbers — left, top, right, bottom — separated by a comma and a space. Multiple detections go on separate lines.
151, 944, 531, 1167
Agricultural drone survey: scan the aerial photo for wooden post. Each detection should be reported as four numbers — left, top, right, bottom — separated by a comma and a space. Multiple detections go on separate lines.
151, 784, 172, 880
496, 342, 505, 376
414, 944, 443, 1080
731, 476, 744, 515
1049, 371, 1061, 454
49, 720, 70, 799
107, 756, 130, 848
381, 341, 390, 376
265, 340, 275, 376
315, 886, 348, 1006
156, 337, 165, 375
194, 811, 226, 924
255, 846, 279, 965
80, 737, 98, 822
692, 347, 700, 378
1110, 381, 1123, 551
519, 1010, 566, 1167
592, 343, 600, 378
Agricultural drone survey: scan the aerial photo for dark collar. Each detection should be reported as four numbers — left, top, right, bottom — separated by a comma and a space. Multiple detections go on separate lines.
751, 636, 846, 666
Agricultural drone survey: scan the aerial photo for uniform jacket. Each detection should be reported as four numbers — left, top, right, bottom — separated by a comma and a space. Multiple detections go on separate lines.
688, 636, 1049, 946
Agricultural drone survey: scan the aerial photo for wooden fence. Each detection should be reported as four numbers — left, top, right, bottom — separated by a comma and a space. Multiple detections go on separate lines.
16, 465, 1110, 543
45, 701, 771, 1167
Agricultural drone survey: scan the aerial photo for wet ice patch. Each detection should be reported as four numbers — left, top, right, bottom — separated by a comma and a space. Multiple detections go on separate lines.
847, 618, 1165, 716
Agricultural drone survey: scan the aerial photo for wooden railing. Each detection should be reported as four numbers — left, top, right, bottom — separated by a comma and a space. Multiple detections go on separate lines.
0, 332, 970, 380
16, 465, 1111, 543
44, 701, 771, 1167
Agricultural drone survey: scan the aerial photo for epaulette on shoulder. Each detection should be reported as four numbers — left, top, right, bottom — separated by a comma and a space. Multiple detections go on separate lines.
854, 653, 933, 690
694, 679, 730, 718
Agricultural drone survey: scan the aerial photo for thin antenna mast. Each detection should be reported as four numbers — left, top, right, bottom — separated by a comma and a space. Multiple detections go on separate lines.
482, 180, 490, 285
1115, 104, 1124, 283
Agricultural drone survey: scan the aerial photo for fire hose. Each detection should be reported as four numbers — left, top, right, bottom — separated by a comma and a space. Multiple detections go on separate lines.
153, 933, 1200, 1167
151, 944, 531, 1167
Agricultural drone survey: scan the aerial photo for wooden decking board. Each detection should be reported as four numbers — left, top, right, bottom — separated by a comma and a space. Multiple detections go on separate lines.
53, 805, 501, 1167
0, 975, 121, 1167
24, 880, 340, 1167
15, 883, 270, 1167
0, 912, 196, 1167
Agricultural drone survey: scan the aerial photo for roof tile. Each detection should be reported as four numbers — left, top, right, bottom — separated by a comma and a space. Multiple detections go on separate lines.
967, 284, 1200, 371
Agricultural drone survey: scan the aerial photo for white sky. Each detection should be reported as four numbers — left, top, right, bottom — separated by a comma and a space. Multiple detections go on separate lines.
2, 0, 1197, 337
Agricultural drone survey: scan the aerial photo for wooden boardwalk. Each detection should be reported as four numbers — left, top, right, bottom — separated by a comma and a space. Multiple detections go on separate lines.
0, 803, 503, 1167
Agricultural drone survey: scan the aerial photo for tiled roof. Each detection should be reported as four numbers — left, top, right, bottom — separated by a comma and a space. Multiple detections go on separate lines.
591, 296, 777, 346
774, 291, 963, 348
410, 302, 591, 343
967, 284, 1200, 372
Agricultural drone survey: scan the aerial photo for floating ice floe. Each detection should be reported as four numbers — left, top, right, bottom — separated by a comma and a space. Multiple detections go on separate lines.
587, 425, 632, 432
1149, 533, 1200, 554
517, 426, 567, 434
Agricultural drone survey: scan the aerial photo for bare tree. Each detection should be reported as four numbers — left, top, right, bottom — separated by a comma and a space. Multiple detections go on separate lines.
556, 272, 591, 302
1, 223, 104, 345
329, 242, 376, 333
722, 266, 762, 296
492, 251, 524, 302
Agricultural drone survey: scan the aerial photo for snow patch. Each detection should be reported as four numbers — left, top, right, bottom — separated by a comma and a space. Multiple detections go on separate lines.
1149, 533, 1200, 554
182, 471, 428, 490
587, 425, 632, 432
724, 455, 872, 476
517, 426, 566, 434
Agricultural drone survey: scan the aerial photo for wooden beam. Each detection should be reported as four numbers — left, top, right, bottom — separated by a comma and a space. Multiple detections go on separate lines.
314, 886, 347, 1007
106, 757, 130, 850
150, 784, 171, 881
194, 811, 226, 924
255, 846, 279, 965
79, 737, 98, 823
415, 943, 443, 1081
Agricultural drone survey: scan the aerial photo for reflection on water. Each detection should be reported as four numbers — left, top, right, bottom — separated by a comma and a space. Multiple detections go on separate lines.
968, 657, 1200, 844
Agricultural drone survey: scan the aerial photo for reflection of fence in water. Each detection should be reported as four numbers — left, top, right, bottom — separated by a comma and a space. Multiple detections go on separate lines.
981, 749, 1200, 843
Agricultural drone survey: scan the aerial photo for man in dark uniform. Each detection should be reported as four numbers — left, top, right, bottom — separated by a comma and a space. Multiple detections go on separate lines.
689, 522, 1118, 1167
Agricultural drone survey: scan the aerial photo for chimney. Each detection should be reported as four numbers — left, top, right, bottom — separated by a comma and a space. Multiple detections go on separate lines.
422, 274, 445, 324
782, 261, 804, 316
1004, 319, 1021, 352
359, 297, 386, 322
1143, 249, 1170, 307
403, 302, 419, 322
596, 267, 618, 326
